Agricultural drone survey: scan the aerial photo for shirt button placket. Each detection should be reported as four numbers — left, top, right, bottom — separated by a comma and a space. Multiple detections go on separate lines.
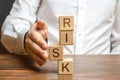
75, 0, 86, 54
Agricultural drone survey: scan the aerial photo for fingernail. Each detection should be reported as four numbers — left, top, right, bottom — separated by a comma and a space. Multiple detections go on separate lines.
37, 20, 45, 29
43, 43, 48, 50
42, 51, 48, 60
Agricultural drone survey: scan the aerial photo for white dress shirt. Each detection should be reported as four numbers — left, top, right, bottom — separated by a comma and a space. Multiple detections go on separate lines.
1, 0, 120, 55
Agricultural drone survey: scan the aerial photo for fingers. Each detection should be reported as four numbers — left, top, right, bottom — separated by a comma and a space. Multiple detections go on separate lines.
28, 30, 48, 50
29, 20, 48, 50
26, 47, 46, 66
24, 20, 48, 66
26, 37, 48, 61
25, 36, 48, 66
36, 20, 48, 39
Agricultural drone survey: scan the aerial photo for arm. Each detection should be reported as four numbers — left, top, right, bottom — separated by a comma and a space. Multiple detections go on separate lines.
1, 0, 48, 66
1, 0, 40, 54
111, 0, 120, 54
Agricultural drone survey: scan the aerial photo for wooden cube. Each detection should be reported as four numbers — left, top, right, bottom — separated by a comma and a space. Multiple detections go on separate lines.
59, 16, 74, 31
49, 45, 64, 61
58, 58, 73, 74
60, 31, 73, 45
58, 75, 72, 80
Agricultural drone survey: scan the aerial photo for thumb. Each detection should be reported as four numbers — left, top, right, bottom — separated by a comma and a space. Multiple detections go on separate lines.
36, 20, 48, 39
36, 20, 47, 30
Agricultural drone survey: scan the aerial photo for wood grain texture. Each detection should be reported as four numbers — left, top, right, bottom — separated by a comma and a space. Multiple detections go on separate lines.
0, 42, 9, 54
0, 54, 120, 80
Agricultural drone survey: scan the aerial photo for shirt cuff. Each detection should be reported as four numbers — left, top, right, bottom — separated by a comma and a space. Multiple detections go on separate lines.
16, 27, 30, 55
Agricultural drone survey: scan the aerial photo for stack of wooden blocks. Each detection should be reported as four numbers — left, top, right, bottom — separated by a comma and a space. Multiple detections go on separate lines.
49, 16, 74, 74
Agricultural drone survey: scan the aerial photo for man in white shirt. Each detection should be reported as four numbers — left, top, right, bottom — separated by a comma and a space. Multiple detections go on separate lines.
1, 0, 120, 66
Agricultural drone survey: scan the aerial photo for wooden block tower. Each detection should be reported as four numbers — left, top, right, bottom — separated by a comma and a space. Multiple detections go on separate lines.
49, 16, 74, 74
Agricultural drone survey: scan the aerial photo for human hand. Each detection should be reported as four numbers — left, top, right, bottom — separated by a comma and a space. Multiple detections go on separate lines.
24, 20, 48, 66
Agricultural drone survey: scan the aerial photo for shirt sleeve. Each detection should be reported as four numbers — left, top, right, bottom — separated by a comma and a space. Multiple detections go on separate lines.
111, 0, 120, 54
1, 0, 41, 55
